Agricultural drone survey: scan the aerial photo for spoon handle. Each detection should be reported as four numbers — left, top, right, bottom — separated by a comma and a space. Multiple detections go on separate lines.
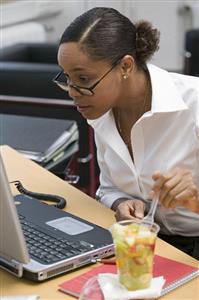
144, 193, 159, 224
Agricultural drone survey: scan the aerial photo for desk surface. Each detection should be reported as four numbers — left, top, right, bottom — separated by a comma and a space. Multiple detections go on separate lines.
0, 145, 199, 300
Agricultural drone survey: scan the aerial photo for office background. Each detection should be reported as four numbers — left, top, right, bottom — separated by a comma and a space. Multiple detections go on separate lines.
1, 0, 199, 72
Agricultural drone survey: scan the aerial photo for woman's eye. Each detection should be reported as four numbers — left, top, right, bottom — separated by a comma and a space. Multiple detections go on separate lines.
79, 76, 90, 83
63, 73, 91, 85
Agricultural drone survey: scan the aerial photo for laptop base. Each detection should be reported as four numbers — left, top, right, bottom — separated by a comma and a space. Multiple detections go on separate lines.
14, 194, 114, 281
0, 257, 23, 277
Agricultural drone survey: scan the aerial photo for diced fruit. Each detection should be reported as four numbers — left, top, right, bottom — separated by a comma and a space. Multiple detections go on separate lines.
134, 257, 146, 265
139, 273, 151, 284
125, 236, 135, 246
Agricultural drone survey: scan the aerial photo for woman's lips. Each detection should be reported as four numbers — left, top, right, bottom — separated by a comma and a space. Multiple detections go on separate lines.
76, 105, 91, 112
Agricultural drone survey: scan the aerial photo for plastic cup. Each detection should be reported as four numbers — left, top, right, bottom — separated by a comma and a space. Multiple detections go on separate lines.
110, 220, 160, 291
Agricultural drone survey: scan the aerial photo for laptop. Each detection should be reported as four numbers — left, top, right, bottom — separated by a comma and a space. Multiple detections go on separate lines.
0, 154, 114, 281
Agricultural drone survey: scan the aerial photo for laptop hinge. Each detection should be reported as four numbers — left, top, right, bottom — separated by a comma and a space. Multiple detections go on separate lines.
0, 256, 23, 277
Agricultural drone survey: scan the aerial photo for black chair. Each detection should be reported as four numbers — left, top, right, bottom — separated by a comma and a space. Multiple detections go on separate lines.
0, 42, 69, 99
0, 95, 99, 197
184, 29, 199, 77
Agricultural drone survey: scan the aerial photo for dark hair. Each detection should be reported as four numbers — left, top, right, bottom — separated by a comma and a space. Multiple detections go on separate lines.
60, 7, 160, 69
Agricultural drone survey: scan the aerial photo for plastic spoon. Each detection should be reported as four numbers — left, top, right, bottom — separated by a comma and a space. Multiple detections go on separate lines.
143, 192, 159, 225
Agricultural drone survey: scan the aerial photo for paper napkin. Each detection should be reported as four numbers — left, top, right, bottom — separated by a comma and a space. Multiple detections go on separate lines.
2, 296, 40, 300
98, 274, 165, 300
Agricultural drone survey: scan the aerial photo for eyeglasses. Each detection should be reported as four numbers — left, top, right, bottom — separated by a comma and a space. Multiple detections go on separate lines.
53, 59, 121, 96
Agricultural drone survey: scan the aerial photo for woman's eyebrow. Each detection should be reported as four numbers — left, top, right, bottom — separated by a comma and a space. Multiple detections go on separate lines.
68, 65, 96, 73
66, 70, 96, 77
58, 65, 86, 73
71, 67, 86, 72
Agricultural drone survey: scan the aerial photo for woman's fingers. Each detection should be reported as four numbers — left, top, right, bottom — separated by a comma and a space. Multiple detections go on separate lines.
174, 184, 198, 207
115, 202, 135, 221
133, 201, 145, 219
167, 190, 198, 212
159, 175, 191, 207
151, 167, 199, 212
152, 169, 177, 193
159, 173, 182, 202
115, 200, 145, 221
152, 170, 162, 181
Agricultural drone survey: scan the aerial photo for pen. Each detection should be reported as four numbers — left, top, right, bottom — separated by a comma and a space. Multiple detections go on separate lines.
91, 258, 116, 264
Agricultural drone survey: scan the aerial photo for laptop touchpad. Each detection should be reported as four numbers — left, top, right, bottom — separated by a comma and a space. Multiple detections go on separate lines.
46, 217, 93, 235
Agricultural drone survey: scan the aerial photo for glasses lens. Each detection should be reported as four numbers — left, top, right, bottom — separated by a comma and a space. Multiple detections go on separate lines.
77, 88, 93, 96
53, 71, 69, 91
53, 72, 94, 95
55, 81, 93, 95
55, 82, 69, 92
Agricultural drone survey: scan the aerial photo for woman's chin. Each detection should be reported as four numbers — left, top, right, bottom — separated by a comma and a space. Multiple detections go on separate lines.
77, 108, 106, 120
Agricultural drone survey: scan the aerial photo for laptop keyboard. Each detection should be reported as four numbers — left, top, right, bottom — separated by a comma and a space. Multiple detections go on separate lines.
19, 215, 94, 265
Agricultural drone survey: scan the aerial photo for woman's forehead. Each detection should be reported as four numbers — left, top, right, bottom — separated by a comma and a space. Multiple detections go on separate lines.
58, 42, 107, 72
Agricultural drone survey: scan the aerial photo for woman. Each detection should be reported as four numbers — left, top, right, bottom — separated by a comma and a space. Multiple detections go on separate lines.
54, 7, 199, 259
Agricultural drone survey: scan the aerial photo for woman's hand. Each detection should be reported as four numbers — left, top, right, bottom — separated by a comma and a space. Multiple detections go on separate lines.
151, 167, 199, 213
111, 198, 145, 221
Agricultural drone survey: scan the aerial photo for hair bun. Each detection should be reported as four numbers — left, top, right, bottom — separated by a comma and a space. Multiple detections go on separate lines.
135, 20, 160, 65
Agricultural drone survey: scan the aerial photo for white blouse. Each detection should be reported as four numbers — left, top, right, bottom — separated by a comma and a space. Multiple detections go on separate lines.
88, 64, 199, 236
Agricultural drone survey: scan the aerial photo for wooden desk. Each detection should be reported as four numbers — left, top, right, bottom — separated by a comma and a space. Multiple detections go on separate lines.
0, 146, 199, 300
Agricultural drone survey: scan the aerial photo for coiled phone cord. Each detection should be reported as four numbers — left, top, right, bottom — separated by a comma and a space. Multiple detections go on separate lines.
10, 180, 67, 209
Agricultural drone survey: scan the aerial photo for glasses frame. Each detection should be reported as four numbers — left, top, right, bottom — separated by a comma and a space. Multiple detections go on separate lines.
53, 58, 121, 96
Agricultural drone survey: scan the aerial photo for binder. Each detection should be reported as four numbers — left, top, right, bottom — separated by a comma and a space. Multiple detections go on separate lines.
0, 114, 78, 169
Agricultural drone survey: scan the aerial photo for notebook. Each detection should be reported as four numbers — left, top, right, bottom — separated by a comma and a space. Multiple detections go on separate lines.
58, 255, 199, 298
0, 154, 114, 281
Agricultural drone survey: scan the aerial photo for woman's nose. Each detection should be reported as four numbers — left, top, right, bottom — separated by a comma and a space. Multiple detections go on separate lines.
68, 86, 82, 98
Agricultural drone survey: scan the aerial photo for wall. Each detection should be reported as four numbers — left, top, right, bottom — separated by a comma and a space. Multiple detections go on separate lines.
84, 0, 198, 71
1, 0, 199, 71
45, 0, 199, 71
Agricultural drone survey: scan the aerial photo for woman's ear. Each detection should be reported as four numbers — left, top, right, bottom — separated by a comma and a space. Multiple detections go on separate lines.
120, 55, 135, 79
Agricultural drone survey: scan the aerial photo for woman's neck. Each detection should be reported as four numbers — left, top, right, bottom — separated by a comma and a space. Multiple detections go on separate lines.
117, 68, 151, 116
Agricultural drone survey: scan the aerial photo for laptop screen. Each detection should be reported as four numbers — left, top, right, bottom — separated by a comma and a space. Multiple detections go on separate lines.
0, 154, 29, 264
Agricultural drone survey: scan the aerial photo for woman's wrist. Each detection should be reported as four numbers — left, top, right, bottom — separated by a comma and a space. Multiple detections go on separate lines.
111, 198, 129, 211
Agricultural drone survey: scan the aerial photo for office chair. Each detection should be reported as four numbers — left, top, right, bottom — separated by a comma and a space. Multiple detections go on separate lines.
0, 42, 68, 99
184, 29, 199, 77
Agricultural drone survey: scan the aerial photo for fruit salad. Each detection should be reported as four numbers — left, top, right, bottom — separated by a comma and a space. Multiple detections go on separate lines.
111, 222, 158, 291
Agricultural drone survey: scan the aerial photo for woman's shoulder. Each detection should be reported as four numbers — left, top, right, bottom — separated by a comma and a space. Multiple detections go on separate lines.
148, 64, 199, 89
169, 72, 199, 109
170, 71, 199, 92
161, 70, 199, 139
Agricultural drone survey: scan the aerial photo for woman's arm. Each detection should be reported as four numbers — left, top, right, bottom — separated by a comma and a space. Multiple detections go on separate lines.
95, 132, 131, 208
